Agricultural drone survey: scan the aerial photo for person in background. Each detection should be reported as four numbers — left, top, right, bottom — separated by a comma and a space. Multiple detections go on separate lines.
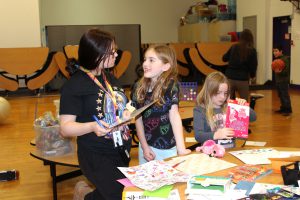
193, 72, 256, 149
131, 44, 191, 164
222, 29, 258, 102
272, 45, 292, 116
59, 28, 131, 200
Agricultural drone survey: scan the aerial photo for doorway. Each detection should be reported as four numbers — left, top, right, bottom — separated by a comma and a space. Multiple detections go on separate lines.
243, 16, 257, 85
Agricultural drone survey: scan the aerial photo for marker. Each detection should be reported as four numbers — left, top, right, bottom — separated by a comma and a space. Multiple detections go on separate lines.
92, 115, 106, 129
172, 160, 186, 168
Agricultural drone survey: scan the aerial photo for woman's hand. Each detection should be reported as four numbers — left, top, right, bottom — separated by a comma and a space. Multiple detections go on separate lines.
214, 128, 234, 140
93, 120, 111, 137
122, 109, 131, 121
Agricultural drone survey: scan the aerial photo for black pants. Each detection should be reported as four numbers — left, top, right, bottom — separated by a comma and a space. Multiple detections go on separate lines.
228, 79, 249, 101
78, 146, 128, 200
276, 82, 292, 113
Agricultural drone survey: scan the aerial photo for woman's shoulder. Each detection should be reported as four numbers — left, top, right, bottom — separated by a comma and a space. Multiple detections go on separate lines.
61, 71, 94, 94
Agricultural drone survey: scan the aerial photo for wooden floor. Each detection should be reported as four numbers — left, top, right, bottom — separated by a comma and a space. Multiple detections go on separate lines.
0, 89, 299, 200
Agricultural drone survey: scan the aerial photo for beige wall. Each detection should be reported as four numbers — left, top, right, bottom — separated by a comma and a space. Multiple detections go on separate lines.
237, 0, 300, 85
39, 0, 199, 44
0, 0, 41, 47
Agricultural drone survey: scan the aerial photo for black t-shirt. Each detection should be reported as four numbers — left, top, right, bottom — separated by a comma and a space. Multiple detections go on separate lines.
60, 70, 131, 154
223, 44, 258, 81
131, 81, 179, 149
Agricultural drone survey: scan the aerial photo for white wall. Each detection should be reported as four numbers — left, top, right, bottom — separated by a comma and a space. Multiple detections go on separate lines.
237, 0, 300, 85
0, 0, 41, 47
291, 9, 300, 85
39, 0, 199, 44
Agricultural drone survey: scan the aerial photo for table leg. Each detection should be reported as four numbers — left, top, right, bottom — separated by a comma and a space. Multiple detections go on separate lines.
49, 163, 58, 200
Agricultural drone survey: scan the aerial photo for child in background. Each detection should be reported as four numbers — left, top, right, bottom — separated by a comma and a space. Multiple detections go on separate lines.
131, 44, 191, 164
193, 72, 256, 149
272, 45, 292, 116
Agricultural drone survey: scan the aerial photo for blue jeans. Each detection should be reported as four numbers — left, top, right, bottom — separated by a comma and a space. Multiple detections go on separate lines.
138, 143, 177, 164
276, 82, 292, 113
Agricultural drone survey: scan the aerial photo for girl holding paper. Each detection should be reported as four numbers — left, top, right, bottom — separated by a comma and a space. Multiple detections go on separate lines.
193, 72, 256, 148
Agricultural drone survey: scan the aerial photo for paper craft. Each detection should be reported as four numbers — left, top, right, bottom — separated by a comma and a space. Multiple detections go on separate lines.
118, 160, 189, 191
225, 99, 250, 138
166, 153, 237, 175
186, 175, 231, 195
109, 100, 157, 128
228, 164, 273, 183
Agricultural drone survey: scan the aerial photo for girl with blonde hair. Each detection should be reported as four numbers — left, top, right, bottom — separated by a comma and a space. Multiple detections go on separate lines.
131, 44, 191, 164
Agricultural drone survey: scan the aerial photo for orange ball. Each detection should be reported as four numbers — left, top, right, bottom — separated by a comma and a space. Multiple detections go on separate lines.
272, 59, 285, 71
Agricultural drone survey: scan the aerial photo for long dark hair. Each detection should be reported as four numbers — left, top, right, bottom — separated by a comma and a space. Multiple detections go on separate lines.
238, 29, 254, 61
66, 28, 115, 75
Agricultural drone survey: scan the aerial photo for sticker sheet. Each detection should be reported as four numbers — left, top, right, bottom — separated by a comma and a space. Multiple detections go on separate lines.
118, 160, 189, 191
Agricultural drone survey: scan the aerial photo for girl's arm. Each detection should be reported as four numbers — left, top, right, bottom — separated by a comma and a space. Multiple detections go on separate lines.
193, 107, 215, 144
169, 104, 191, 155
193, 107, 234, 142
135, 116, 155, 161
60, 114, 110, 137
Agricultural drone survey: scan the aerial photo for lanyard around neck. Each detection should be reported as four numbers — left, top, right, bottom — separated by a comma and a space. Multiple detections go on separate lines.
79, 66, 118, 109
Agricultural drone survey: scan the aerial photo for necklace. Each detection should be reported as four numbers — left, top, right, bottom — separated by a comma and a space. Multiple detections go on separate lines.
79, 66, 118, 110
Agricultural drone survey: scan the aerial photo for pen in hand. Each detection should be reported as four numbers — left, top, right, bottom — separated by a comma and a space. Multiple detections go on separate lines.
92, 115, 106, 129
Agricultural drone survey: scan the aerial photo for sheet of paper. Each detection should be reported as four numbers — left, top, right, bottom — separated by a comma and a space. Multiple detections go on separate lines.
117, 178, 135, 187
143, 185, 173, 198
123, 189, 180, 200
245, 141, 267, 147
229, 148, 277, 164
118, 160, 189, 191
185, 137, 197, 143
166, 153, 237, 175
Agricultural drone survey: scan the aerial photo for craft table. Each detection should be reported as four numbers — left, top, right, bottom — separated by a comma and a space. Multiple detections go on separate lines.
30, 103, 196, 200
123, 147, 300, 199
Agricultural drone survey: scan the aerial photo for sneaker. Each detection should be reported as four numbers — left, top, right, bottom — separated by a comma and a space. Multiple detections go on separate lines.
274, 109, 284, 114
73, 181, 93, 200
282, 112, 292, 116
